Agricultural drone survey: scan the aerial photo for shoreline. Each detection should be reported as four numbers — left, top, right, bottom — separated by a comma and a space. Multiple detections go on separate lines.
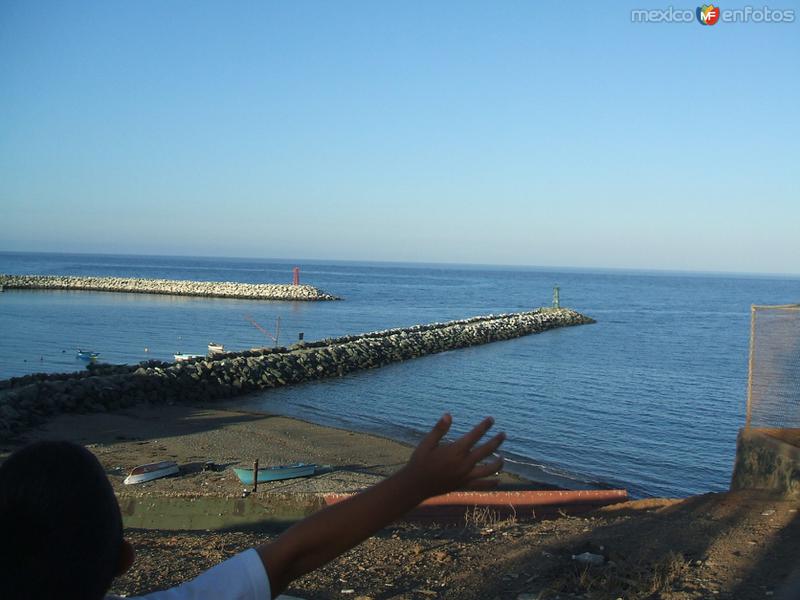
230, 401, 605, 493
0, 403, 541, 500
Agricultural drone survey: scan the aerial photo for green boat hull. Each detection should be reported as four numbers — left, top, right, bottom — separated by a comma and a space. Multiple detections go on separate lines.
234, 463, 317, 485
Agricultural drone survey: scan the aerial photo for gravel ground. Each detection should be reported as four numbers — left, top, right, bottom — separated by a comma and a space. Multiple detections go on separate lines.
113, 492, 800, 600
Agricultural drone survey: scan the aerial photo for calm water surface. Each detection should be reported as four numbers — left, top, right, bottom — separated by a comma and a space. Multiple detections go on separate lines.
2, 252, 798, 498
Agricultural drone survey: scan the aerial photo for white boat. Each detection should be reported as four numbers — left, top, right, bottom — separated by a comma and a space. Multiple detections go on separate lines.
123, 460, 179, 485
207, 342, 225, 356
174, 353, 202, 362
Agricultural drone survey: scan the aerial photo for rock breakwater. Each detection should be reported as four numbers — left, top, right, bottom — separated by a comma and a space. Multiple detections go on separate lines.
0, 308, 594, 438
0, 274, 340, 301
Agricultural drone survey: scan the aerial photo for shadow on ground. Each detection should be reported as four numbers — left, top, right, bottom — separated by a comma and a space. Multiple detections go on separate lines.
439, 491, 800, 599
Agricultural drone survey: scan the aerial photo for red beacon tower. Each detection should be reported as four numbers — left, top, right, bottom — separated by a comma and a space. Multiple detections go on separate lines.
292, 267, 300, 286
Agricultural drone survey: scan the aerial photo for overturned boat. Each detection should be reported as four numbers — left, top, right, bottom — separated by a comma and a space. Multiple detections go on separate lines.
124, 460, 180, 485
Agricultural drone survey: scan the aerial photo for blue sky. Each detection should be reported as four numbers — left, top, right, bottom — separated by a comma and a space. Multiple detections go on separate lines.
1, 1, 798, 273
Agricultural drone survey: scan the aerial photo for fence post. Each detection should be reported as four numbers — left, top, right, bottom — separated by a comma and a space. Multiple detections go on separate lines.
745, 305, 756, 430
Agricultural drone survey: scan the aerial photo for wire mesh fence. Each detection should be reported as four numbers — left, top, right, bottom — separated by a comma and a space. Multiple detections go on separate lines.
746, 305, 800, 435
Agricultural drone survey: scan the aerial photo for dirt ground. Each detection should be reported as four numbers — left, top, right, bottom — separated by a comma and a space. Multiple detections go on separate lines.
112, 491, 800, 600
3, 405, 799, 599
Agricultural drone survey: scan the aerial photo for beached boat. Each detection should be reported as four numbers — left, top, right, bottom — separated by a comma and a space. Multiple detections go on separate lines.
123, 460, 180, 485
174, 353, 202, 362
76, 350, 99, 361
234, 463, 317, 485
207, 342, 225, 356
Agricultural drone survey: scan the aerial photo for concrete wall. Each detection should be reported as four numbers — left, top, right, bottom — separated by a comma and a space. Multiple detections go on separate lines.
730, 428, 800, 498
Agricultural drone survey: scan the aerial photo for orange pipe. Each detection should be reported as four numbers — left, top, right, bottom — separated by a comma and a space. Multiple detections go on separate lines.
325, 489, 627, 506
323, 489, 628, 521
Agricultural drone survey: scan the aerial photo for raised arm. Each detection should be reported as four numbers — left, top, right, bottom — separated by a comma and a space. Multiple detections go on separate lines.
256, 414, 505, 597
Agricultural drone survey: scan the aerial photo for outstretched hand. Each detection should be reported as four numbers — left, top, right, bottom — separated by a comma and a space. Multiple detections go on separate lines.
402, 413, 505, 499
258, 413, 506, 596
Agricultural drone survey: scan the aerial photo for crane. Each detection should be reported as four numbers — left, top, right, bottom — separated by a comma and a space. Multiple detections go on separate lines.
244, 314, 281, 347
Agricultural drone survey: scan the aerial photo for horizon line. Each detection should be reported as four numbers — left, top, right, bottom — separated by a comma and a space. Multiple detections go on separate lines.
1, 248, 799, 280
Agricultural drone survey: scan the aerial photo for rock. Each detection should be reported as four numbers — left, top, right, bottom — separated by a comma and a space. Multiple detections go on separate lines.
0, 307, 594, 439
0, 404, 20, 421
0, 274, 340, 301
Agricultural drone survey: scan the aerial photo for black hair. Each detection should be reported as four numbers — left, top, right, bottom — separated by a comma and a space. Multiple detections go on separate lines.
0, 441, 123, 600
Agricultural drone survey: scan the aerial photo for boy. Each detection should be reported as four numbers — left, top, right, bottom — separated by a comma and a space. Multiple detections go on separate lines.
0, 413, 504, 599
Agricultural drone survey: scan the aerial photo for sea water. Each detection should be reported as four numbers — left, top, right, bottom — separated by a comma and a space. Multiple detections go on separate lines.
1, 251, 798, 497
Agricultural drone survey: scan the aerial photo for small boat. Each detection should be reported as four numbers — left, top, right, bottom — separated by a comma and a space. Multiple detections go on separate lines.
76, 350, 100, 361
123, 460, 179, 485
234, 463, 317, 485
207, 342, 225, 356
174, 353, 202, 362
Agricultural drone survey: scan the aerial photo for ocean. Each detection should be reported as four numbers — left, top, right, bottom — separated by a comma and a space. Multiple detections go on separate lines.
1, 251, 798, 498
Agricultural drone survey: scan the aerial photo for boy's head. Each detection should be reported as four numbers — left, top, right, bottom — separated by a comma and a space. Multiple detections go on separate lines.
0, 440, 134, 600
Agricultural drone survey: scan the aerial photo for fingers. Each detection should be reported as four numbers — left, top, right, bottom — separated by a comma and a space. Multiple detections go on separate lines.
467, 432, 506, 464
417, 413, 452, 452
455, 416, 495, 451
467, 456, 504, 481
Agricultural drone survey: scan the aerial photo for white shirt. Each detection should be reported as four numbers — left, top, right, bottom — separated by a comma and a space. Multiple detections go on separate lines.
107, 549, 272, 600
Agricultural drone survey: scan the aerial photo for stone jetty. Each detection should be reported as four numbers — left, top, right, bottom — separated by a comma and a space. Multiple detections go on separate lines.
0, 308, 594, 438
0, 274, 339, 301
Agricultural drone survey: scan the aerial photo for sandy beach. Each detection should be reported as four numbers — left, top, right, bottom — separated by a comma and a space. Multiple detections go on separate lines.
2, 403, 529, 498
2, 403, 799, 599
